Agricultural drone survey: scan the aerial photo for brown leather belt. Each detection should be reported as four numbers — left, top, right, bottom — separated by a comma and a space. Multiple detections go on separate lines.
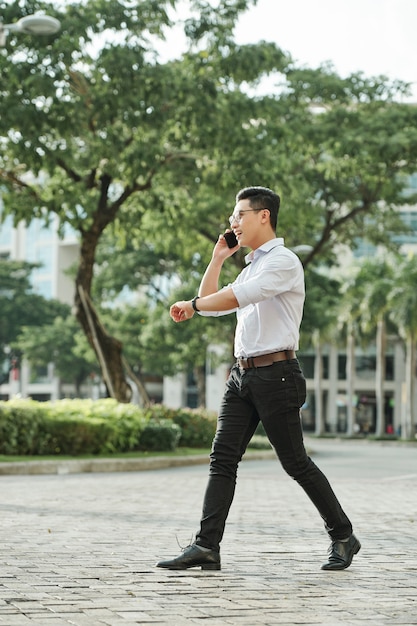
237, 350, 296, 369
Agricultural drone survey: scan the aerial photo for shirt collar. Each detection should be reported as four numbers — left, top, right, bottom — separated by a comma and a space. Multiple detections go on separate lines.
245, 237, 285, 265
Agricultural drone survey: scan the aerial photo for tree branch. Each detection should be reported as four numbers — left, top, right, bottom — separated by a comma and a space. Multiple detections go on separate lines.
303, 198, 373, 267
56, 157, 82, 182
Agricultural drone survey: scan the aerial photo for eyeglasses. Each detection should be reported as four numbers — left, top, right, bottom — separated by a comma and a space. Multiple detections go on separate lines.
228, 208, 268, 226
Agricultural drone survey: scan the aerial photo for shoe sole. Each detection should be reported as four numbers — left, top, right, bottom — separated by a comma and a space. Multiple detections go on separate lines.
157, 562, 221, 571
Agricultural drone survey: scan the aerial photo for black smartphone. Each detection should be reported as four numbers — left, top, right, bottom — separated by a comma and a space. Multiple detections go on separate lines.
223, 230, 238, 248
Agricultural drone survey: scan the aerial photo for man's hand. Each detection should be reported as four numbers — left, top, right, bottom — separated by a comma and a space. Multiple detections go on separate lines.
212, 231, 239, 261
169, 300, 195, 323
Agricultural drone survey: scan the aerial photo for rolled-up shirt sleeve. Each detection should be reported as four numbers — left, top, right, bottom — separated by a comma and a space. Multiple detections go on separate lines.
232, 255, 301, 308
196, 239, 305, 357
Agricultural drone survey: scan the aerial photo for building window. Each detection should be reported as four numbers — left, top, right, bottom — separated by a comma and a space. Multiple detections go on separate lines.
356, 356, 376, 380
338, 355, 346, 380
385, 355, 394, 381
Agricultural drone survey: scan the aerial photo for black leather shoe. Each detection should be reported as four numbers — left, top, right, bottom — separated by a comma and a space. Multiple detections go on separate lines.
156, 544, 221, 571
321, 534, 361, 570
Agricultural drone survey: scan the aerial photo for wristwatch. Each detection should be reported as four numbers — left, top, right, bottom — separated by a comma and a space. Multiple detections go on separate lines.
191, 296, 201, 312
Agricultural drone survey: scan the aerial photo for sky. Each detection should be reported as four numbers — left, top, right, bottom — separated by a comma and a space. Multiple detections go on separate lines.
161, 0, 417, 102
233, 0, 417, 100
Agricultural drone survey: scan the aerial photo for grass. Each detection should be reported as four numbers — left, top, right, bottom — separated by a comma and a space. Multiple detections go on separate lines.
0, 443, 274, 464
0, 448, 211, 463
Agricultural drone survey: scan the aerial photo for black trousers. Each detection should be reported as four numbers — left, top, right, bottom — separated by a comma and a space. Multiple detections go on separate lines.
196, 359, 353, 552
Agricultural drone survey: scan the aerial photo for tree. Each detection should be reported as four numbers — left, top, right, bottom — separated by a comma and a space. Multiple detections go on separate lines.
337, 265, 367, 437
2, 0, 417, 407
0, 0, 285, 402
277, 67, 417, 268
15, 315, 98, 396
90, 227, 237, 405
299, 267, 341, 435
388, 254, 417, 439
355, 257, 397, 437
0, 259, 68, 353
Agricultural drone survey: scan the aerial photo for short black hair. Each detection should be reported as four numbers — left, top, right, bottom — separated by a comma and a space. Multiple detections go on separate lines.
236, 186, 280, 231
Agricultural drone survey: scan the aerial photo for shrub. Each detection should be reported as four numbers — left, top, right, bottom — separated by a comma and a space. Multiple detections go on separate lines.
145, 404, 217, 448
138, 419, 181, 452
173, 408, 217, 447
0, 399, 47, 455
0, 398, 219, 456
39, 399, 149, 454
107, 401, 149, 452
0, 401, 17, 454
36, 414, 116, 455
0, 398, 150, 456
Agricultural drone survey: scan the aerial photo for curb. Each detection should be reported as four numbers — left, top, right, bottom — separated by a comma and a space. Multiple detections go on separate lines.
3, 437, 413, 477
0, 450, 276, 476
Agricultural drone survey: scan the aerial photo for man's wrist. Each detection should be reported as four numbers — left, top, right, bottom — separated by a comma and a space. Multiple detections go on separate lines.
191, 296, 201, 312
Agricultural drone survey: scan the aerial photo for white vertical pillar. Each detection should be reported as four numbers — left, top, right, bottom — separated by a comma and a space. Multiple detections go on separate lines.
327, 344, 338, 433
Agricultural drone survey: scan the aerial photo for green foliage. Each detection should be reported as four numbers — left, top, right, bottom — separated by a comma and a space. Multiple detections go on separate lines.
0, 259, 69, 353
337, 253, 401, 345
173, 408, 217, 447
0, 398, 148, 455
0, 398, 219, 455
103, 399, 152, 452
301, 268, 342, 347
2, 0, 417, 404
15, 315, 98, 390
388, 254, 417, 341
38, 414, 116, 455
138, 419, 181, 451
146, 404, 217, 447
0, 398, 45, 455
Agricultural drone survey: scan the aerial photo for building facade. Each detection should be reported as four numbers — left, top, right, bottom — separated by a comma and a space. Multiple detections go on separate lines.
1, 199, 416, 436
0, 209, 79, 401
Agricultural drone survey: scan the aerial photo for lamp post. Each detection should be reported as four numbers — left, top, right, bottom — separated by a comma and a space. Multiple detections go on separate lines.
0, 14, 60, 46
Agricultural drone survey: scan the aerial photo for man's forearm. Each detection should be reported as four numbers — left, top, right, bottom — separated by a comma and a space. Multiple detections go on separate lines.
169, 286, 238, 323
198, 257, 225, 297
196, 287, 238, 312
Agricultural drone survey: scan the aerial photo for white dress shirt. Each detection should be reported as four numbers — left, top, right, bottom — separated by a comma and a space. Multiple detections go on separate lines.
200, 238, 305, 358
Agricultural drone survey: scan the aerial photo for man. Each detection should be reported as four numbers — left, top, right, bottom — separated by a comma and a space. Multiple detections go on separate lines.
157, 186, 360, 572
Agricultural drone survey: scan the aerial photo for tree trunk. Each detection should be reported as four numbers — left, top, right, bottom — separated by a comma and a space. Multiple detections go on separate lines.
76, 283, 132, 402
402, 335, 416, 440
74, 229, 150, 405
194, 365, 206, 408
374, 318, 386, 437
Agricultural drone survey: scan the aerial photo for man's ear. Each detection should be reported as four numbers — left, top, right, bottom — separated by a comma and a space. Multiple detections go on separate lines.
261, 209, 271, 223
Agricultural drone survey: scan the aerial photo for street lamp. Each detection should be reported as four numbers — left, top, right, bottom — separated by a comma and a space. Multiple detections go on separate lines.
0, 14, 60, 47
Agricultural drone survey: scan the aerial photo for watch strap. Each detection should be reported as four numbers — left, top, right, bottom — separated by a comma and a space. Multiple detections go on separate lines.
191, 296, 200, 312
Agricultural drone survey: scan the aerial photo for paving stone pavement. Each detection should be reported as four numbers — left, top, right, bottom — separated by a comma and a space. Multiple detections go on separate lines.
0, 437, 416, 626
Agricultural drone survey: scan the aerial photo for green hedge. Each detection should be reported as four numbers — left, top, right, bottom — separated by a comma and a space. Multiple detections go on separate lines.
138, 419, 181, 452
145, 404, 217, 448
0, 398, 154, 455
0, 398, 216, 456
0, 399, 46, 455
0, 399, 275, 456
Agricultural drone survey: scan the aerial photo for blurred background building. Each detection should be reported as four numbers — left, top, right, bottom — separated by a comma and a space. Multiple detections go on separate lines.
1, 188, 417, 435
